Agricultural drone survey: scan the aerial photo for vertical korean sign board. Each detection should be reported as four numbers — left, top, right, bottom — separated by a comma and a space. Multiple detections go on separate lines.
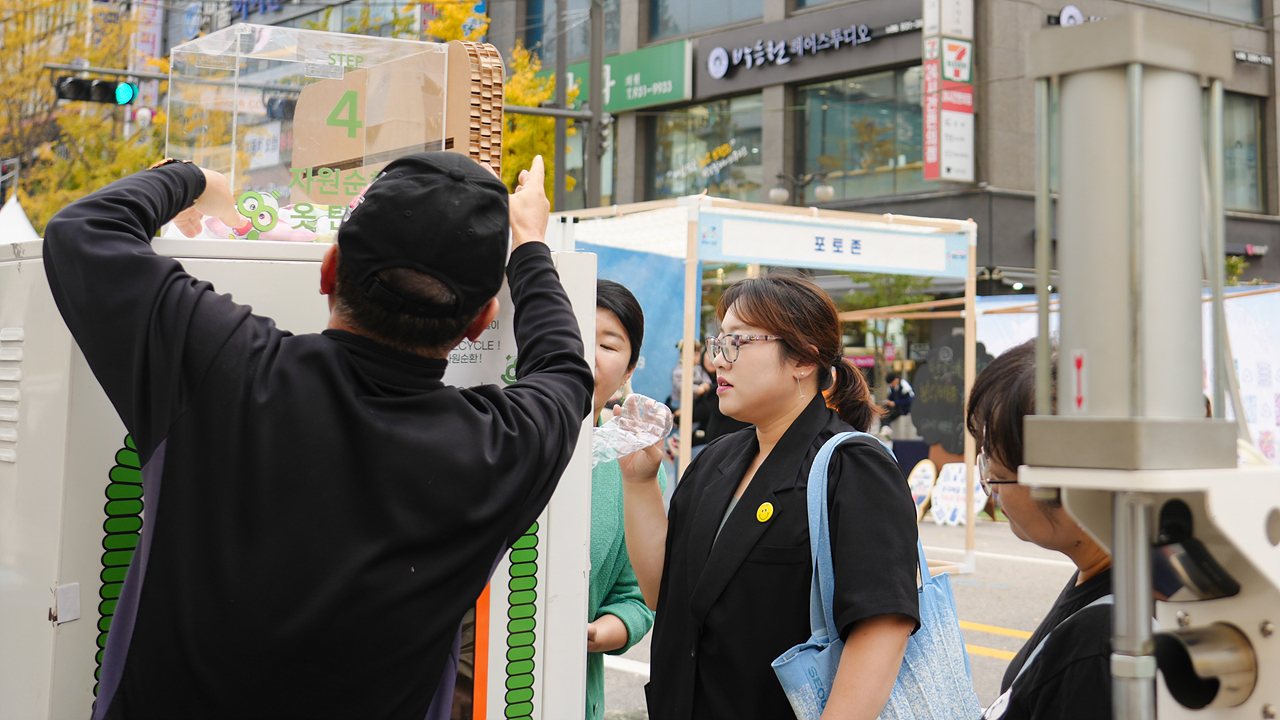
922, 0, 974, 181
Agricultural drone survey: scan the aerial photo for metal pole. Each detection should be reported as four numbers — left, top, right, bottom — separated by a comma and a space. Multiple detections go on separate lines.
678, 212, 699, 482
554, 0, 567, 211
1113, 61, 1155, 720
504, 105, 593, 121
962, 223, 978, 574
1126, 63, 1144, 418
43, 63, 298, 93
1208, 79, 1227, 420
585, 0, 604, 208
1034, 77, 1052, 416
1112, 492, 1155, 720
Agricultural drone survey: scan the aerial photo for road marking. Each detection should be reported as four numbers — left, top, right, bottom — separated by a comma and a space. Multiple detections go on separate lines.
603, 655, 651, 679
967, 644, 1017, 660
960, 620, 1033, 639
922, 545, 1076, 568
602, 624, 1031, 678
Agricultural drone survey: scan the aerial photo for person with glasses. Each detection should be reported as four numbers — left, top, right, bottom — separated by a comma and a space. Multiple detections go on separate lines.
965, 340, 1113, 720
619, 274, 920, 720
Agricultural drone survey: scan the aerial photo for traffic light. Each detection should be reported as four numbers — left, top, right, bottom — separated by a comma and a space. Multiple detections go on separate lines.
265, 97, 296, 120
55, 76, 138, 105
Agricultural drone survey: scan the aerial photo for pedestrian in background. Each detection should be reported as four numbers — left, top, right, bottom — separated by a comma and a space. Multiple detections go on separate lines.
881, 371, 915, 428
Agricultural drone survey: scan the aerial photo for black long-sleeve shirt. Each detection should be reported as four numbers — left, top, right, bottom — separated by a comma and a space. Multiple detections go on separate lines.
43, 163, 594, 720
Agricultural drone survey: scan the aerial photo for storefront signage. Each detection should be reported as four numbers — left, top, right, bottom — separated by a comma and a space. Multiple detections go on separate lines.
232, 0, 283, 17
693, 0, 925, 99
923, 59, 974, 182
556, 40, 693, 113
923, 0, 974, 183
696, 208, 970, 279
1234, 50, 1274, 66
941, 38, 972, 82
707, 20, 920, 79
923, 0, 973, 40
663, 141, 751, 183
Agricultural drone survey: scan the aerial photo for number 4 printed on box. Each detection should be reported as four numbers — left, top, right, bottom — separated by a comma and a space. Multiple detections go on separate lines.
327, 90, 363, 138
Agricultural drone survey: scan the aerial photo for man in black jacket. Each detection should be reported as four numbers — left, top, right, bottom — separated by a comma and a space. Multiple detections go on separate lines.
43, 153, 594, 720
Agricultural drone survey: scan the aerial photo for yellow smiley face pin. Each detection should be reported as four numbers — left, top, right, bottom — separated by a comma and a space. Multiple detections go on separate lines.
756, 502, 774, 523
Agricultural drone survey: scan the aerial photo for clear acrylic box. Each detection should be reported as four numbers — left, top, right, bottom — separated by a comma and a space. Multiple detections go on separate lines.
166, 24, 504, 240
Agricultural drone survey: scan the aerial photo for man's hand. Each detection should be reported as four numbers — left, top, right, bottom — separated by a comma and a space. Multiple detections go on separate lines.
173, 168, 247, 238
509, 155, 550, 249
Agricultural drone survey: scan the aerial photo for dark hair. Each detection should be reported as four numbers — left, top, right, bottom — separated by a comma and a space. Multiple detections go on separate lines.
718, 274, 881, 431
886, 372, 900, 383
596, 279, 644, 370
965, 340, 1059, 499
335, 257, 483, 355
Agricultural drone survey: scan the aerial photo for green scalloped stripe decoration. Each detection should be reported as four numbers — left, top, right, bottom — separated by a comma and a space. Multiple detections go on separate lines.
504, 522, 539, 720
95, 435, 143, 696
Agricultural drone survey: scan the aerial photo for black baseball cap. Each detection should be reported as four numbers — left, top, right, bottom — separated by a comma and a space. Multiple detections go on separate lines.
337, 152, 510, 319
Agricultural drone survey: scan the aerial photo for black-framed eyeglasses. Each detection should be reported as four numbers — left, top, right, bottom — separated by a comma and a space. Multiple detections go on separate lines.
977, 452, 1019, 495
705, 334, 783, 364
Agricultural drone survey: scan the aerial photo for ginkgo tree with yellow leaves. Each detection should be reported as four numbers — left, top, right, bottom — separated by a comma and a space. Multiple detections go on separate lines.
421, 2, 577, 207
1, 0, 167, 232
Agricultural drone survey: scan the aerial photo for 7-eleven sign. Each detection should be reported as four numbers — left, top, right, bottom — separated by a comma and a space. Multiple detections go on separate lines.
942, 38, 972, 82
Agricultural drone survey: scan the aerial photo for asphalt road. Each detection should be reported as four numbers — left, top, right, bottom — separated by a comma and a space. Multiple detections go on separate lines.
601, 518, 1079, 719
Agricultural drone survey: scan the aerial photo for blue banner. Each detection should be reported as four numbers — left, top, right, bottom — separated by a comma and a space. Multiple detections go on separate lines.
577, 242, 691, 403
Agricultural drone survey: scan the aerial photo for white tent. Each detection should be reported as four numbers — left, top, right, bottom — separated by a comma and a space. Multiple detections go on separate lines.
0, 196, 39, 246
557, 196, 984, 571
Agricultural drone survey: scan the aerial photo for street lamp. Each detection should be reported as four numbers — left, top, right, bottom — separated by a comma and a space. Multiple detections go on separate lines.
769, 172, 836, 206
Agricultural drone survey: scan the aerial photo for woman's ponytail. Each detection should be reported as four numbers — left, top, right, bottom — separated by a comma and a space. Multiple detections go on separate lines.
719, 274, 883, 431
824, 357, 883, 432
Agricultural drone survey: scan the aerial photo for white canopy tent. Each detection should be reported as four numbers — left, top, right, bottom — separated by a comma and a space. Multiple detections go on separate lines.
554, 196, 982, 571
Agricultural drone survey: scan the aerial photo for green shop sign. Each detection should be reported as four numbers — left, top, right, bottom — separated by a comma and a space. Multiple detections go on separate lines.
542, 40, 692, 113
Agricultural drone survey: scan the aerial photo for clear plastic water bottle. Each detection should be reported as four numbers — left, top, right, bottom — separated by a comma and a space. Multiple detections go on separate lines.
592, 394, 673, 468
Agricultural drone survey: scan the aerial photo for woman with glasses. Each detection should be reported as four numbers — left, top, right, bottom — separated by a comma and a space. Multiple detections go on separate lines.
966, 340, 1113, 720
619, 274, 920, 720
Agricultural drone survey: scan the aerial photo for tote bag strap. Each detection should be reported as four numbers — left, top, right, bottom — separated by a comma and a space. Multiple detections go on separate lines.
1012, 594, 1115, 685
806, 431, 892, 643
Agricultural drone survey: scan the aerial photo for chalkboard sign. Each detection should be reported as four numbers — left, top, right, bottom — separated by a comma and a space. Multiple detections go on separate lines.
911, 335, 994, 455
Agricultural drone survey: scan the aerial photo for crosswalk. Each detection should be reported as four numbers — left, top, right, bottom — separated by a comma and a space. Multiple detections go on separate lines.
962, 619, 1032, 661
602, 619, 1036, 676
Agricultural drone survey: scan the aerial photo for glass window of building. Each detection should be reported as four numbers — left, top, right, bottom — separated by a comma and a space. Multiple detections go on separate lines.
1224, 92, 1264, 213
526, 0, 620, 61
1147, 0, 1259, 22
285, 1, 414, 37
797, 67, 930, 202
650, 0, 761, 40
561, 127, 619, 210
648, 95, 763, 201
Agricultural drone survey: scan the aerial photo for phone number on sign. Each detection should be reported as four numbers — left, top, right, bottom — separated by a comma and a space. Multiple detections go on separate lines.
626, 80, 674, 100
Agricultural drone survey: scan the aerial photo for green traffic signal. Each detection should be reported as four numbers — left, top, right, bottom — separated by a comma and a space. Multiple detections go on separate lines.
54, 76, 138, 105
114, 83, 137, 105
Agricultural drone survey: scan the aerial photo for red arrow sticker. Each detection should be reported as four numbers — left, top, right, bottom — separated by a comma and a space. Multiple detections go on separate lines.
1072, 350, 1087, 413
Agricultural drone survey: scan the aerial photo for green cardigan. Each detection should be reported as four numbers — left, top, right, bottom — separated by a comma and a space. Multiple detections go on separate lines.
587, 459, 665, 720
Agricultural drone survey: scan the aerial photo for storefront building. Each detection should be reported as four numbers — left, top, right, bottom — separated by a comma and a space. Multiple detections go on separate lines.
489, 0, 1280, 283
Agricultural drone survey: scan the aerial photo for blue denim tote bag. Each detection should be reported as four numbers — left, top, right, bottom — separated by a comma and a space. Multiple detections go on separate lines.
772, 432, 982, 720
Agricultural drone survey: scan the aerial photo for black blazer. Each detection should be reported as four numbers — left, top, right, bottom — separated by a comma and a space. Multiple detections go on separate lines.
646, 396, 920, 720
